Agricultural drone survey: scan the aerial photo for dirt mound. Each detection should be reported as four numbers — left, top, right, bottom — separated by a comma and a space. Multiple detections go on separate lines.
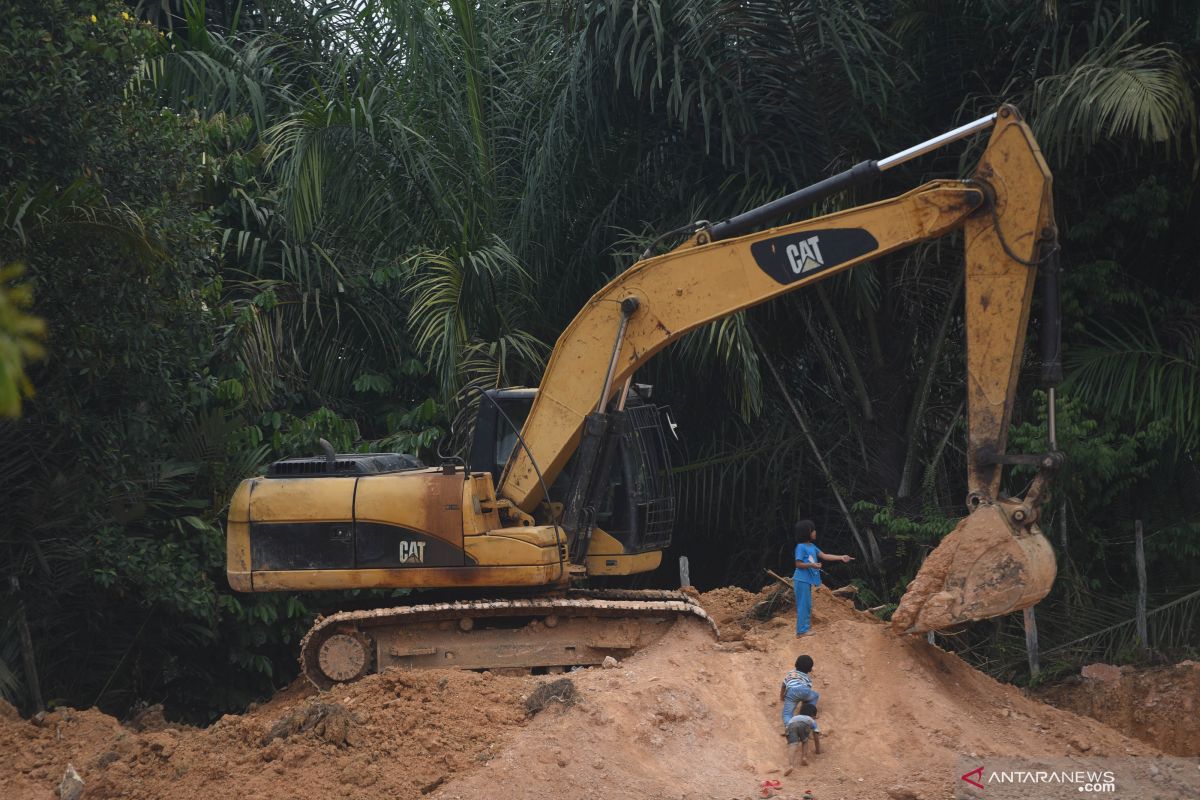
697, 581, 870, 645
697, 585, 759, 635
1036, 660, 1200, 756
0, 669, 532, 800
0, 587, 1162, 800
430, 587, 1156, 800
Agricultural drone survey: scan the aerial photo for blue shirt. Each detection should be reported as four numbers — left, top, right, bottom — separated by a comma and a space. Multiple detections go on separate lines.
793, 542, 821, 585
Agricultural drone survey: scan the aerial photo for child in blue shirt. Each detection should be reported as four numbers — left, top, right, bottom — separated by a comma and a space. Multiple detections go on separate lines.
780, 654, 820, 726
792, 519, 854, 636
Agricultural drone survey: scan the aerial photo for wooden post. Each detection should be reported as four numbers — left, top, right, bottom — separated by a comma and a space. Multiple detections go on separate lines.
1135, 520, 1148, 654
678, 556, 691, 589
1023, 607, 1040, 678
9, 577, 44, 714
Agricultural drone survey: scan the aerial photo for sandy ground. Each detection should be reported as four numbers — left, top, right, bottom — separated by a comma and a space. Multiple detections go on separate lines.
0, 586, 1169, 800
1037, 660, 1200, 757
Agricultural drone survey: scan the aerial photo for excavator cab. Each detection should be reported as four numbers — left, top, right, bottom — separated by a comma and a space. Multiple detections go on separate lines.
590, 402, 676, 554
470, 387, 677, 566
468, 388, 537, 484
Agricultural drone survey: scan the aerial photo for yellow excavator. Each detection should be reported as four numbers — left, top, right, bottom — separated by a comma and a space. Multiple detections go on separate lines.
227, 105, 1062, 688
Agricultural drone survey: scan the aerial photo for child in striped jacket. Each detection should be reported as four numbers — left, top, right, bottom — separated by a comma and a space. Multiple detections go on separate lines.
780, 654, 820, 728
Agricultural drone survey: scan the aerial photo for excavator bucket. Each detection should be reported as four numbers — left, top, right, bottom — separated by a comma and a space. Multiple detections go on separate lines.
891, 503, 1056, 634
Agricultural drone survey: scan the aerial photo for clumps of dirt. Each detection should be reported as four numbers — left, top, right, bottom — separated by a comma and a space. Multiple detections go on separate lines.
698, 584, 793, 640
261, 700, 359, 747
696, 585, 757, 629
1036, 660, 1200, 756
523, 678, 578, 717
697, 581, 859, 643
0, 668, 534, 800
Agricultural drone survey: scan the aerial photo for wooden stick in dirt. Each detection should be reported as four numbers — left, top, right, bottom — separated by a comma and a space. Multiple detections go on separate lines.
766, 569, 794, 593
1135, 520, 1148, 654
1024, 606, 1040, 678
9, 576, 44, 713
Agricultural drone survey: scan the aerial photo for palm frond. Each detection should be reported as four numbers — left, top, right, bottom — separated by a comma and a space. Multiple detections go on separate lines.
1034, 20, 1197, 163
1064, 313, 1199, 451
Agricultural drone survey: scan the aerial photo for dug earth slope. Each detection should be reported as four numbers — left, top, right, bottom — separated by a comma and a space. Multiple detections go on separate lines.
0, 587, 1161, 800
1037, 660, 1200, 757
439, 586, 1161, 800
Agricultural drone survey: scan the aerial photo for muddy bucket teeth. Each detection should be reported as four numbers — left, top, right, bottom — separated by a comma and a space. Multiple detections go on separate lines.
892, 503, 1057, 634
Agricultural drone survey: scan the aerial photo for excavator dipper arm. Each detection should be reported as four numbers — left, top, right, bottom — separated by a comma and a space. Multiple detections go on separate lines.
892, 108, 1059, 633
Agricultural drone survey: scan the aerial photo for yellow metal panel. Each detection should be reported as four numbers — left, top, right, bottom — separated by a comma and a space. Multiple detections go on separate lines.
354, 469, 465, 548
463, 524, 564, 569
353, 470, 439, 533
226, 479, 254, 590
461, 473, 502, 536
463, 528, 564, 566
481, 525, 561, 547
226, 518, 252, 591
963, 107, 1054, 499
585, 527, 624, 555
586, 551, 662, 576
248, 477, 356, 522
228, 478, 254, 522
584, 528, 663, 575
250, 564, 567, 591
501, 180, 983, 510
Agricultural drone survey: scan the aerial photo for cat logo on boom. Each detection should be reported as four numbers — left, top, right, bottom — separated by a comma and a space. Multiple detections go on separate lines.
399, 540, 427, 564
786, 236, 824, 274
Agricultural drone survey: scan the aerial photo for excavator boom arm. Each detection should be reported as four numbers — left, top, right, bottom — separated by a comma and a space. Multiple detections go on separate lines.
499, 180, 982, 509
501, 106, 1052, 517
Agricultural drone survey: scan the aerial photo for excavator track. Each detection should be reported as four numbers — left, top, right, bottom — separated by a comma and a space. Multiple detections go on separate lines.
299, 589, 716, 689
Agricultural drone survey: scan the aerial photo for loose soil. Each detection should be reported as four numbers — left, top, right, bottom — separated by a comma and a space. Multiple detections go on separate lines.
0, 587, 1170, 800
1036, 660, 1200, 757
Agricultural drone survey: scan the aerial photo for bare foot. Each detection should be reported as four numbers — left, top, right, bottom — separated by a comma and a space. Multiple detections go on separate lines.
800, 758, 808, 766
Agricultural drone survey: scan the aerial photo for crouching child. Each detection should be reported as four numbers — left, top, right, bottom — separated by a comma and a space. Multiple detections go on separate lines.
783, 702, 820, 774
780, 655, 819, 727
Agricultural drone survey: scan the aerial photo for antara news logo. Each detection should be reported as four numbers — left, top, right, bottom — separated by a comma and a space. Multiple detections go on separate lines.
960, 764, 1117, 794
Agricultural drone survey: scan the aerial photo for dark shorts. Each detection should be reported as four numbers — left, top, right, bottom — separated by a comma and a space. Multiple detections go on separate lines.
786, 721, 813, 744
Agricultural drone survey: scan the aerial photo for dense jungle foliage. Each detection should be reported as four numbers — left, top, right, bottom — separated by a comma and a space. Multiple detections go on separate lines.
1, 0, 1198, 721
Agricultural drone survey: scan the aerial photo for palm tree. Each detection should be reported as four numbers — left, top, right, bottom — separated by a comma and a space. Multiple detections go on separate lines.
143, 0, 1199, 657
